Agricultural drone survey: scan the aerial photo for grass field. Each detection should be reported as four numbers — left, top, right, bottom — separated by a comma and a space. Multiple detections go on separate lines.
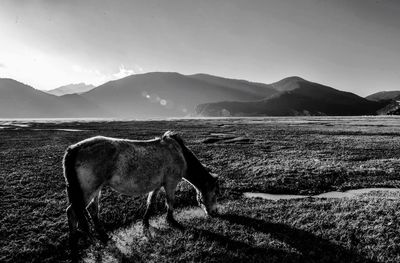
1, 117, 399, 262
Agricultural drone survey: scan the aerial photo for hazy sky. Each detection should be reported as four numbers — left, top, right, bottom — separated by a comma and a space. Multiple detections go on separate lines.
0, 0, 399, 96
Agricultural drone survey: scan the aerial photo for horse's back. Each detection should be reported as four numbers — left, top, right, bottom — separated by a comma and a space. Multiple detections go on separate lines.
110, 136, 186, 195
68, 135, 186, 197
66, 137, 119, 198
71, 136, 118, 168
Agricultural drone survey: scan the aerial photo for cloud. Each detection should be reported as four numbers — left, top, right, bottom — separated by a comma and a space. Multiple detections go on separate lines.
112, 64, 134, 79
0, 63, 6, 77
72, 64, 101, 75
70, 64, 141, 86
0, 63, 5, 74
133, 64, 144, 73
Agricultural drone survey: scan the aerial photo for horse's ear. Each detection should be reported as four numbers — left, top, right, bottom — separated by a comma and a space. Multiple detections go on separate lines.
163, 130, 186, 146
211, 172, 218, 179
204, 165, 218, 176
162, 130, 176, 140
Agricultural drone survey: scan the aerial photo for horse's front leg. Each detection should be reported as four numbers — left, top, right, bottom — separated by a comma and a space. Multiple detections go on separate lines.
143, 187, 160, 229
164, 182, 184, 230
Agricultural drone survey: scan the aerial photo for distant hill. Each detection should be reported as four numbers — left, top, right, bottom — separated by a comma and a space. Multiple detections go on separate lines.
81, 72, 278, 118
0, 78, 106, 118
46, 83, 95, 96
196, 77, 387, 116
270, 76, 305, 92
366, 91, 400, 101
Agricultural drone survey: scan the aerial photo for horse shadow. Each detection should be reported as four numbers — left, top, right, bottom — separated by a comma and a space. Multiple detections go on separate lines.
187, 213, 375, 263
90, 240, 144, 263
184, 226, 301, 262
68, 211, 376, 263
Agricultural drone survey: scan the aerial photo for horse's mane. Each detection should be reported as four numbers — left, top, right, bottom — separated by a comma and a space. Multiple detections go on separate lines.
162, 130, 205, 170
162, 130, 184, 147
163, 130, 217, 194
162, 130, 195, 165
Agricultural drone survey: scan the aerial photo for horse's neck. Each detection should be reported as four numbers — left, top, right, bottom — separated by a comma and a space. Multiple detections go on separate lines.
181, 152, 210, 194
183, 171, 208, 194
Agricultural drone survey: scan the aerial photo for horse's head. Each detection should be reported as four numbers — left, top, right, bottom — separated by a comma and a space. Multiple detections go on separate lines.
197, 171, 219, 217
165, 131, 220, 216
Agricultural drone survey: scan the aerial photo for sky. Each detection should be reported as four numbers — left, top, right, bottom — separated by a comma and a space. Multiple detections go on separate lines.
0, 0, 399, 96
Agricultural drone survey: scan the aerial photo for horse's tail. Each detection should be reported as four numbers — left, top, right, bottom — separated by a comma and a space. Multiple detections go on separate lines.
63, 145, 89, 233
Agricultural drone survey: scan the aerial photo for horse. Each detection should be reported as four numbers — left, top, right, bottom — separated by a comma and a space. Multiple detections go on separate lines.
63, 131, 219, 256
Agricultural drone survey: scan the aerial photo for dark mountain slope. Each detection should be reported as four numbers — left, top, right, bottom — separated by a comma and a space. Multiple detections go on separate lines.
196, 78, 387, 116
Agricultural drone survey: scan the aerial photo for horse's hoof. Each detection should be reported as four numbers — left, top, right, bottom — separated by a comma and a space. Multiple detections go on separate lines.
209, 211, 218, 218
78, 229, 95, 242
98, 233, 110, 244
143, 228, 152, 239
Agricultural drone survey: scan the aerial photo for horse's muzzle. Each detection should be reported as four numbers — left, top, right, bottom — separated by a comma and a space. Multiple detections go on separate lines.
208, 210, 218, 217
207, 205, 219, 217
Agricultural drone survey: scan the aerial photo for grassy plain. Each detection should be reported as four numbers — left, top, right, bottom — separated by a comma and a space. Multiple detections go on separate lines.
0, 116, 399, 262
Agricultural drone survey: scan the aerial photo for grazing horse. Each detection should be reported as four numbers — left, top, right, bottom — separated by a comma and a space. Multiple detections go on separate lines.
63, 131, 219, 255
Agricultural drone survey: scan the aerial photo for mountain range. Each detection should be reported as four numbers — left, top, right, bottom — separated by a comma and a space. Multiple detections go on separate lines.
0, 73, 397, 118
46, 83, 95, 96
0, 78, 107, 118
196, 77, 389, 116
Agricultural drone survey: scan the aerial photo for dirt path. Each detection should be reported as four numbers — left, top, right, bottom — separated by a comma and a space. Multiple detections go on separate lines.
244, 188, 400, 200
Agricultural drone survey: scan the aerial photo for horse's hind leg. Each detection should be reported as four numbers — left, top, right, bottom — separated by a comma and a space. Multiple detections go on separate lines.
66, 205, 79, 261
143, 187, 160, 229
88, 190, 108, 243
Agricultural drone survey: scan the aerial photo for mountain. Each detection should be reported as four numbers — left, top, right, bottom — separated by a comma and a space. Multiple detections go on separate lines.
46, 83, 95, 96
0, 78, 106, 118
365, 91, 400, 102
196, 77, 387, 116
81, 72, 278, 118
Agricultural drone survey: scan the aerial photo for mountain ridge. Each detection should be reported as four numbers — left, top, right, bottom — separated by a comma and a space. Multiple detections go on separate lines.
0, 73, 393, 118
